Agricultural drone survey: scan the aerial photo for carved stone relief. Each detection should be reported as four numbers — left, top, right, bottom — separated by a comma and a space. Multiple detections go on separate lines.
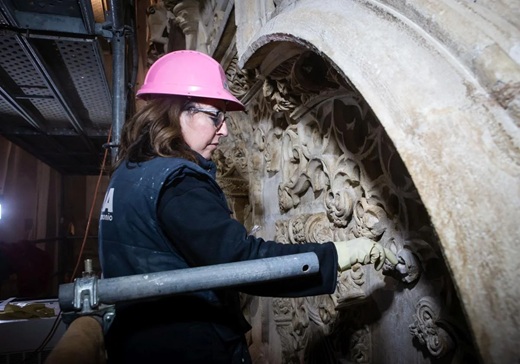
136, 1, 519, 361
169, 0, 200, 50
159, 0, 237, 55
217, 44, 478, 363
409, 296, 455, 358
145, 0, 171, 64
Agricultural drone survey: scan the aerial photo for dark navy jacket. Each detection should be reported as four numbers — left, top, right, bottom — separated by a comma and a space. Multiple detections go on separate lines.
99, 155, 338, 345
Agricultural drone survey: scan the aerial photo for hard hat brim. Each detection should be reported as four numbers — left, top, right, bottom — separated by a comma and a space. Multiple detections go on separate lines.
136, 84, 245, 111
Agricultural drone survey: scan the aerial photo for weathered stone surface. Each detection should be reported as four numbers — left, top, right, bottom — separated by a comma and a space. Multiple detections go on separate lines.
172, 0, 520, 362
234, 1, 520, 363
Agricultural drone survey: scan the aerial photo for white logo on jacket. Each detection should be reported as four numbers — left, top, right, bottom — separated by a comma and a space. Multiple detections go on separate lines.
100, 188, 114, 221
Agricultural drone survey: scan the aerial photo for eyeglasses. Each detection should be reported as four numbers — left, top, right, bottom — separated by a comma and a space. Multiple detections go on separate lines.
186, 107, 227, 129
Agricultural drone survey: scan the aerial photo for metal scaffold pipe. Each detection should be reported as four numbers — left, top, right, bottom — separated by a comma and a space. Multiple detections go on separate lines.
108, 0, 126, 161
59, 252, 319, 312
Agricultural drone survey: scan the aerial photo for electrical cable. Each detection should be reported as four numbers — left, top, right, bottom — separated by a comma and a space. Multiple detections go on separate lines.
20, 312, 63, 363
71, 126, 112, 280
20, 127, 112, 363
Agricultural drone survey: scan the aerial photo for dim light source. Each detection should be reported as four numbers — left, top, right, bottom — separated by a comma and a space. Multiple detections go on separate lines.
91, 0, 108, 23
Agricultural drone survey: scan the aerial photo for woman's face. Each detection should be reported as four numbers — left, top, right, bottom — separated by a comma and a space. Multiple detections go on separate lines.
180, 100, 229, 159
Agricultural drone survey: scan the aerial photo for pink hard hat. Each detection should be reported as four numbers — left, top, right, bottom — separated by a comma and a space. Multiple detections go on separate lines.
136, 50, 245, 111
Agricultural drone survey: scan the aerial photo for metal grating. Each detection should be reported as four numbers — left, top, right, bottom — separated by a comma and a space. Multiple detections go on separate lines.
14, 0, 83, 17
0, 0, 124, 175
0, 37, 46, 89
56, 40, 112, 127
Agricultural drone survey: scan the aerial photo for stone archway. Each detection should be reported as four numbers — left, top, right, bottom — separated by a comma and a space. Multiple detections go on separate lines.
227, 1, 520, 363
217, 42, 477, 363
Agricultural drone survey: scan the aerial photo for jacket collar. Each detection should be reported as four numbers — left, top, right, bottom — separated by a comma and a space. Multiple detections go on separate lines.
194, 152, 217, 178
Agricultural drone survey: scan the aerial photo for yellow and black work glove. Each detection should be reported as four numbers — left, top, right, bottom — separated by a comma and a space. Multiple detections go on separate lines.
333, 237, 398, 271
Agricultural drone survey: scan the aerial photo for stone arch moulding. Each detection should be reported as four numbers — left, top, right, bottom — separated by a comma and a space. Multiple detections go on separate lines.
235, 0, 520, 363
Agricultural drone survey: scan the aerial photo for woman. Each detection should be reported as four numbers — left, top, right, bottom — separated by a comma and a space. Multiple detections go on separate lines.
99, 50, 396, 363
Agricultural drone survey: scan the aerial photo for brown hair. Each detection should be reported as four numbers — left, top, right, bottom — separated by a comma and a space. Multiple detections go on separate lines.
112, 95, 197, 171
